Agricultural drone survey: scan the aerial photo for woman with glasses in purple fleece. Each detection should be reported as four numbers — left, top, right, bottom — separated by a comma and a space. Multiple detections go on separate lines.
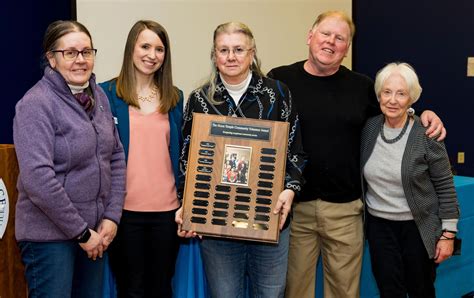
13, 20, 126, 298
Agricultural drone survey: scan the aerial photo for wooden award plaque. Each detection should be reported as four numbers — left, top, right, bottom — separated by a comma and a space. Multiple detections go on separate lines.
181, 113, 289, 243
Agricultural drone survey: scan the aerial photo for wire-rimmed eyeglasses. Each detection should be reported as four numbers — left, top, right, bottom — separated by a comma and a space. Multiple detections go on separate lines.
215, 47, 253, 58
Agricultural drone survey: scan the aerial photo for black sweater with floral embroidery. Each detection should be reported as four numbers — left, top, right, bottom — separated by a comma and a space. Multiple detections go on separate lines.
179, 73, 305, 198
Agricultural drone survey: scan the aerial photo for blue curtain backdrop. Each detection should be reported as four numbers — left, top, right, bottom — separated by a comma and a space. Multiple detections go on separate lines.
1, 0, 74, 144
353, 0, 474, 176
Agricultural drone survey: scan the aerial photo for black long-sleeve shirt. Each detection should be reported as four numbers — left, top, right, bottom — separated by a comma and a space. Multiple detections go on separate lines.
268, 61, 380, 203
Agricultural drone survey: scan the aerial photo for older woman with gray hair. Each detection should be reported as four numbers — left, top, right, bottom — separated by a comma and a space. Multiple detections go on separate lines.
360, 62, 460, 297
175, 21, 305, 297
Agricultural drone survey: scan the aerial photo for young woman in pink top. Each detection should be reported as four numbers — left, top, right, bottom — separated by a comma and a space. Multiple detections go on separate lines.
100, 20, 184, 297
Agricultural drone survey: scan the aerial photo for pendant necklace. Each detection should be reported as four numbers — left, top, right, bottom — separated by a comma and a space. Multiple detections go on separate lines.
230, 93, 247, 117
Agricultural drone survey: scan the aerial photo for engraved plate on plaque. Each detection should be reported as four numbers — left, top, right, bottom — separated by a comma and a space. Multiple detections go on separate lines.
181, 113, 289, 243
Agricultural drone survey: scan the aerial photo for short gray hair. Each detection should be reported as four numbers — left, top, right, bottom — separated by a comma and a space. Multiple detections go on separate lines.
374, 62, 422, 104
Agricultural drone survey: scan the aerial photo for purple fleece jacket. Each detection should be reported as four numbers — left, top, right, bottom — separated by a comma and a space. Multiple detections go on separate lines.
13, 67, 126, 241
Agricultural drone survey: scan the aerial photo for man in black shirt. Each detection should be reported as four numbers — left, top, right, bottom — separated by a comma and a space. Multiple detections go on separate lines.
268, 10, 445, 298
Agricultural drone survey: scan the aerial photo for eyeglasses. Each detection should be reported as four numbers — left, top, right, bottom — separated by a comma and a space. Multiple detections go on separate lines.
215, 47, 252, 58
381, 89, 410, 101
51, 49, 97, 61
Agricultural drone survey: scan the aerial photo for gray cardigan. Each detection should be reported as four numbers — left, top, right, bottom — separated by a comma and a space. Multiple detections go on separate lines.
360, 115, 460, 258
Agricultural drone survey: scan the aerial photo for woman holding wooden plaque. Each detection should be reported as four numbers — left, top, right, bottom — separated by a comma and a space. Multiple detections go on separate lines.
175, 22, 305, 297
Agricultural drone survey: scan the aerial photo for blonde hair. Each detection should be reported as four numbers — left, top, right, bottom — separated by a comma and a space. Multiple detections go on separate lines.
374, 62, 423, 104
312, 11, 355, 42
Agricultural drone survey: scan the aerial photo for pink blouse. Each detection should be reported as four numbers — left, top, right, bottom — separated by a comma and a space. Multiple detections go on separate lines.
124, 107, 179, 211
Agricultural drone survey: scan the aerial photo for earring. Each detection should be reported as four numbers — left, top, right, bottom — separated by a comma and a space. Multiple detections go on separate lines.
407, 107, 415, 116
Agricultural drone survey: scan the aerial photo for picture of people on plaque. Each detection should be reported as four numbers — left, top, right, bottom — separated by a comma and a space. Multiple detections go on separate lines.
221, 145, 251, 186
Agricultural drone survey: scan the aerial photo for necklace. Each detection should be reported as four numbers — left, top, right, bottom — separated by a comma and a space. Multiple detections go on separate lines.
380, 116, 410, 144
138, 86, 158, 103
229, 93, 247, 118
230, 97, 246, 117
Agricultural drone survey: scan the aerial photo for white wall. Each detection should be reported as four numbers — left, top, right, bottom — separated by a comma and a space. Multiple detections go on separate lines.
78, 0, 351, 98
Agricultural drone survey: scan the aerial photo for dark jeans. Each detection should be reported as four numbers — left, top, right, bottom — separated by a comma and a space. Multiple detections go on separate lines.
366, 212, 437, 298
18, 241, 104, 298
110, 209, 180, 298
200, 225, 290, 298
